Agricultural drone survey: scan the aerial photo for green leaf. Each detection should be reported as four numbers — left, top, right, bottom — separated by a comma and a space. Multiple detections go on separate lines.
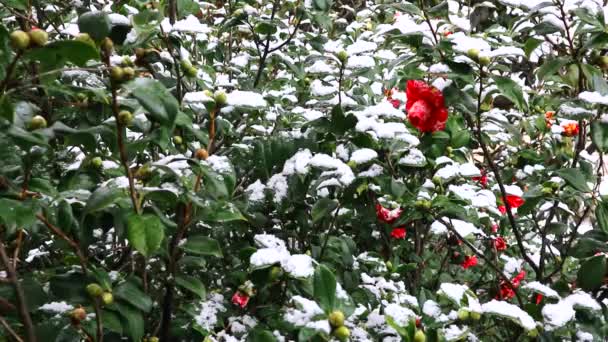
536, 58, 569, 81
176, 275, 206, 299
596, 202, 608, 234
126, 213, 165, 258
84, 186, 124, 213
313, 264, 336, 312
492, 75, 527, 111
523, 37, 543, 59
577, 255, 607, 291
254, 21, 278, 35
26, 40, 99, 68
247, 329, 278, 342
113, 279, 153, 312
311, 198, 338, 224
78, 11, 112, 41
592, 121, 608, 153
554, 168, 590, 192
125, 78, 179, 128
181, 235, 223, 257
313, 0, 332, 12
115, 302, 145, 342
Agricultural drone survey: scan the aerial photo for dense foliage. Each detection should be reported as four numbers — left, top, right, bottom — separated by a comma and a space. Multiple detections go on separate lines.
0, 0, 608, 341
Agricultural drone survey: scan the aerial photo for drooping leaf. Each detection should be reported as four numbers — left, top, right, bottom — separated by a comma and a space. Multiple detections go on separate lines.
492, 75, 527, 111
181, 235, 223, 257
577, 255, 607, 291
313, 264, 336, 312
124, 78, 179, 128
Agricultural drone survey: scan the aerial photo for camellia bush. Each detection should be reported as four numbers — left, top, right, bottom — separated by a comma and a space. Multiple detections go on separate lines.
2, 0, 608, 341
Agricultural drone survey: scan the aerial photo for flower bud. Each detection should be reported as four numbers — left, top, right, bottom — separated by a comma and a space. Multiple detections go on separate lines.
122, 67, 135, 80
337, 50, 349, 63
86, 283, 103, 297
118, 110, 134, 126
457, 308, 470, 321
214, 90, 227, 106
470, 311, 481, 320
29, 29, 48, 47
195, 148, 209, 160
479, 56, 491, 66
29, 115, 47, 130
70, 307, 87, 325
414, 330, 426, 342
467, 48, 480, 61
333, 326, 350, 341
109, 66, 124, 81
10, 30, 30, 50
173, 135, 183, 145
91, 157, 103, 169
101, 37, 114, 53
101, 292, 113, 305
328, 310, 345, 327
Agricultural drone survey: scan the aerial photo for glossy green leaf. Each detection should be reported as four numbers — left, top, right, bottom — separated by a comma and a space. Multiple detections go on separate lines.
126, 213, 165, 258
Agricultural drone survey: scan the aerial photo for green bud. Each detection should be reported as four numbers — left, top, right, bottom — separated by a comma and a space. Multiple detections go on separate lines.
337, 50, 349, 63
28, 29, 48, 47
413, 330, 426, 342
328, 310, 345, 327
10, 30, 30, 50
214, 90, 227, 106
29, 115, 47, 130
333, 326, 350, 341
86, 283, 103, 297
457, 308, 470, 321
101, 292, 113, 305
467, 48, 480, 61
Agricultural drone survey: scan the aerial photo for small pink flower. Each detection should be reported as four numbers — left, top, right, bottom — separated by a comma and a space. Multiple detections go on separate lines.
232, 291, 250, 308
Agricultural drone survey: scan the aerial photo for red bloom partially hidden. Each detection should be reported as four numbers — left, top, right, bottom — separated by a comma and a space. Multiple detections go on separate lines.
390, 227, 407, 239
232, 291, 250, 308
494, 237, 507, 251
535, 294, 544, 305
473, 171, 488, 188
375, 204, 402, 224
405, 80, 448, 133
562, 122, 579, 137
461, 255, 478, 269
505, 195, 524, 208
497, 270, 526, 300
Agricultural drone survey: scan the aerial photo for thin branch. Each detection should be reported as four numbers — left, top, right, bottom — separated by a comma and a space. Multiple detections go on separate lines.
0, 315, 23, 342
36, 213, 89, 275
439, 218, 524, 307
0, 241, 36, 342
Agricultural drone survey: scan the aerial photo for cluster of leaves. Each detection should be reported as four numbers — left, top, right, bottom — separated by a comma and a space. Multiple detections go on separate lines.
1, 0, 608, 341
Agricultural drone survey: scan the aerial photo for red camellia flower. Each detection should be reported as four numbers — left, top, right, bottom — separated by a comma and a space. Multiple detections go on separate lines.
232, 291, 250, 308
505, 195, 524, 208
390, 227, 407, 239
494, 236, 507, 251
497, 270, 526, 300
461, 255, 478, 269
562, 122, 579, 137
375, 204, 402, 224
535, 294, 544, 305
405, 80, 448, 133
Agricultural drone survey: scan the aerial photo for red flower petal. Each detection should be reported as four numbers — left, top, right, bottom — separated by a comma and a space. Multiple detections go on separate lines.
390, 227, 407, 239
232, 291, 250, 308
461, 255, 478, 269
